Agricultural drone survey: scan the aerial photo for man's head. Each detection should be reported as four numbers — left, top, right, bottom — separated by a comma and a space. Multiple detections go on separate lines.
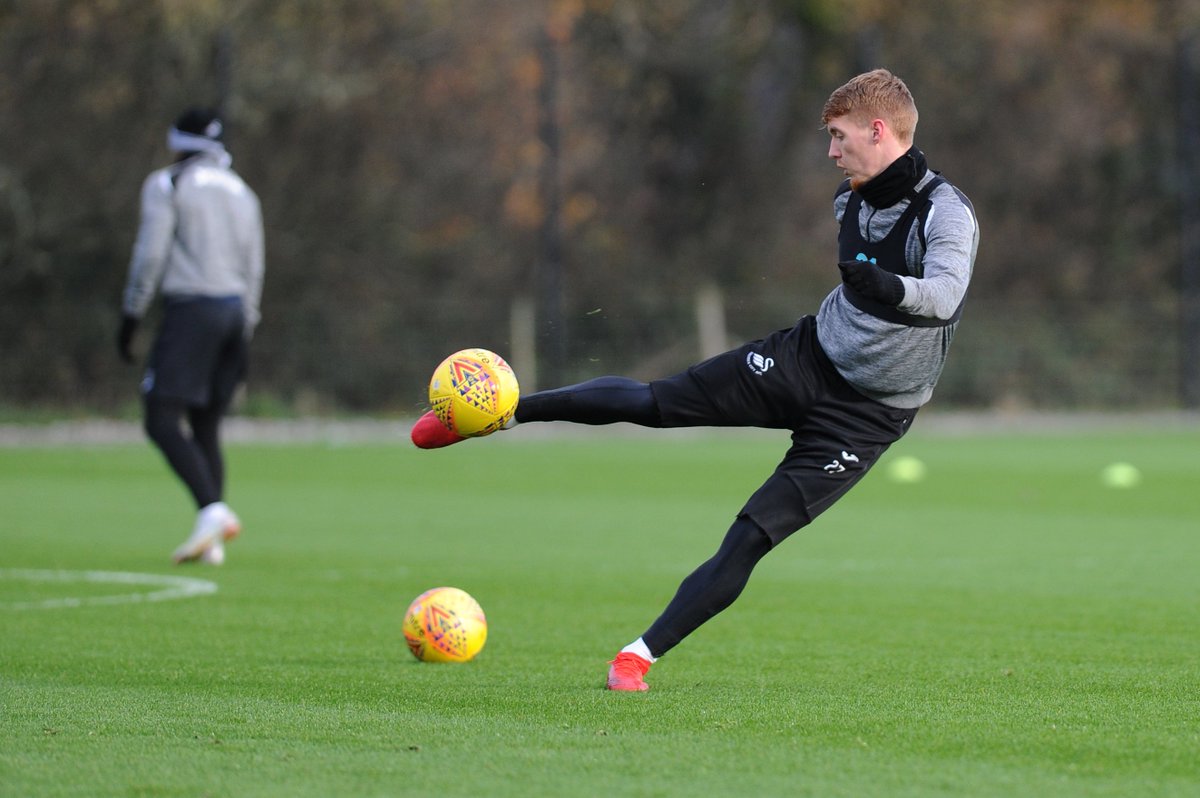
821, 69, 917, 189
167, 107, 226, 155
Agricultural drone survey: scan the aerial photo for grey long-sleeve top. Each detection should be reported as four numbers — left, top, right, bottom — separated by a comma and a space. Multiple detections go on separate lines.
816, 170, 979, 409
122, 151, 264, 332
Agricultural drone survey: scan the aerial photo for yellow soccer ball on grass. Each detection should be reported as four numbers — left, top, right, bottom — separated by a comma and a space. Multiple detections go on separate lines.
428, 348, 519, 438
402, 586, 488, 664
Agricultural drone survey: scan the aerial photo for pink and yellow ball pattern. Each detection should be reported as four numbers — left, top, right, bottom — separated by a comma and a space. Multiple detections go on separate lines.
428, 348, 519, 437
402, 586, 488, 663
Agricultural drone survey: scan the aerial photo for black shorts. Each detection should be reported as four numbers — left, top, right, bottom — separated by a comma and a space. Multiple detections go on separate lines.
142, 296, 247, 410
650, 316, 917, 545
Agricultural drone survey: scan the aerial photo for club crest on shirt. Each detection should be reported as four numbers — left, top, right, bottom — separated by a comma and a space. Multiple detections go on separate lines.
746, 351, 774, 376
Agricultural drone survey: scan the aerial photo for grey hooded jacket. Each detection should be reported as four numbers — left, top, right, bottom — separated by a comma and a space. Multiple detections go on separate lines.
123, 151, 264, 334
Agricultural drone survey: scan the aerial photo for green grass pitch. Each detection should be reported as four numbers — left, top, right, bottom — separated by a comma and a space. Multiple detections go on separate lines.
2, 421, 1198, 797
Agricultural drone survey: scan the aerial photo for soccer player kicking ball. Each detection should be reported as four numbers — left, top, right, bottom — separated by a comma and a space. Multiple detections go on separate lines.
412, 69, 979, 691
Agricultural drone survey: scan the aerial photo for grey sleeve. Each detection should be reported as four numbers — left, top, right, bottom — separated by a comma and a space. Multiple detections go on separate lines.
122, 171, 176, 318
897, 185, 978, 320
242, 192, 265, 334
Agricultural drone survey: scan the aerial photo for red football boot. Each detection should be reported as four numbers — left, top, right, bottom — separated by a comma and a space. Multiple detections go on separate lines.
606, 652, 652, 692
410, 410, 467, 449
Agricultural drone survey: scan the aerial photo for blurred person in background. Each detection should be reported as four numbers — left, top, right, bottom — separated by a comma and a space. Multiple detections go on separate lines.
118, 107, 264, 566
412, 69, 979, 690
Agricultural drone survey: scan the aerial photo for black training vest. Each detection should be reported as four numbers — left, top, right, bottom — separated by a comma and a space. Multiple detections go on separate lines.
837, 175, 962, 328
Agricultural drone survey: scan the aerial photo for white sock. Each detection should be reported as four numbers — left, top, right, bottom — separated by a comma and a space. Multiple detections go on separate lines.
198, 501, 228, 519
621, 637, 656, 663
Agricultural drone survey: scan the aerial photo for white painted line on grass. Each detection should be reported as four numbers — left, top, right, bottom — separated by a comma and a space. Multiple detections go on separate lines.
0, 569, 217, 610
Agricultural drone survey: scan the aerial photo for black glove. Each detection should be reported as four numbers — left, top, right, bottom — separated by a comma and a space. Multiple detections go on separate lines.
838, 259, 905, 307
117, 315, 139, 364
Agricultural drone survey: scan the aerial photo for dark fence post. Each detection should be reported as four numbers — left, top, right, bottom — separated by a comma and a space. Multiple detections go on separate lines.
1178, 31, 1200, 408
536, 27, 566, 391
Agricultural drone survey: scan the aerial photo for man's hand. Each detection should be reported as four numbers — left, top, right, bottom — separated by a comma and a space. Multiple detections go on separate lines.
838, 259, 904, 307
117, 315, 139, 363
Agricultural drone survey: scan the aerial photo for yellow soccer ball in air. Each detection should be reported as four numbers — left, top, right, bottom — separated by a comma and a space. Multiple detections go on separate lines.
402, 586, 488, 664
428, 348, 520, 438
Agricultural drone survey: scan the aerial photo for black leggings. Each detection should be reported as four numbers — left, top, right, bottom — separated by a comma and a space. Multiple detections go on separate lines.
143, 397, 224, 509
515, 376, 661, 427
642, 516, 773, 657
515, 377, 775, 658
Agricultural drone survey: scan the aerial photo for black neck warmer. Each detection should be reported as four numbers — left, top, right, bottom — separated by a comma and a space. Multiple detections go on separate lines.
856, 147, 928, 208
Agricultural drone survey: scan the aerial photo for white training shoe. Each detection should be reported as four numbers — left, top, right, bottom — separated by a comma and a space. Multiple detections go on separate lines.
172, 502, 242, 565
199, 540, 226, 565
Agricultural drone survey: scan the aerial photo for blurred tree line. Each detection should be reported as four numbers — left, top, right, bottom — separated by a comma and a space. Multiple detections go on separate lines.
1, 0, 1197, 416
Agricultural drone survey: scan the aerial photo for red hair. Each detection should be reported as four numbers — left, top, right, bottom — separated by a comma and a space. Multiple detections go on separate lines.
821, 69, 918, 143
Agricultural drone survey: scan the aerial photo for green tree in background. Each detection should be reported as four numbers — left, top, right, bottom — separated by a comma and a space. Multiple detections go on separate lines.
0, 0, 1193, 415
